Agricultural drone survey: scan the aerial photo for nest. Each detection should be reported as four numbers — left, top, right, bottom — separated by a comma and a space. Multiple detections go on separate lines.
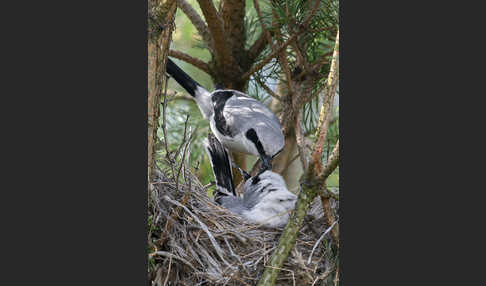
148, 164, 339, 286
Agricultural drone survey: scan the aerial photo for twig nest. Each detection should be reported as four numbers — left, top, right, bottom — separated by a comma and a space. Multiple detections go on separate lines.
149, 168, 338, 285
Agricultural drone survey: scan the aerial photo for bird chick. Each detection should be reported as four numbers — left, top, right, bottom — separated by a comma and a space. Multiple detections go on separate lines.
204, 134, 296, 228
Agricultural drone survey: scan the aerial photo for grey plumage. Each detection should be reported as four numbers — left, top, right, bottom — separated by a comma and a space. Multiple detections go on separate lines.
166, 58, 285, 172
204, 135, 296, 228
210, 91, 285, 158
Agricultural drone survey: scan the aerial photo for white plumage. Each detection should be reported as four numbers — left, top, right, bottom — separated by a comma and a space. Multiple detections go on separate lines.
166, 58, 285, 172
204, 135, 296, 228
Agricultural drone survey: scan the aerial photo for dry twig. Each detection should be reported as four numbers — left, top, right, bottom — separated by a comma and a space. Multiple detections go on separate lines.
169, 50, 211, 74
175, 0, 213, 51
256, 30, 339, 286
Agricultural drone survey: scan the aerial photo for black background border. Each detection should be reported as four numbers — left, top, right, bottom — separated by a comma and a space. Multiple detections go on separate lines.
1, 0, 484, 284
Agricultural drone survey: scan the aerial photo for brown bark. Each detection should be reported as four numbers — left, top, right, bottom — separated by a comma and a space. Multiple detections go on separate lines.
309, 31, 339, 176
197, 0, 235, 85
174, 0, 331, 190
321, 194, 339, 247
148, 0, 177, 185
256, 31, 339, 286
221, 0, 246, 64
168, 50, 210, 74
256, 144, 339, 286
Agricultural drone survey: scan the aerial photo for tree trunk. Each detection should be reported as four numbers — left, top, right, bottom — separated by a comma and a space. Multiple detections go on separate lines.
148, 0, 177, 187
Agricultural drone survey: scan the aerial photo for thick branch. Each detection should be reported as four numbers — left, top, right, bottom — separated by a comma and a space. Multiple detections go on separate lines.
221, 0, 246, 61
319, 143, 340, 245
256, 151, 339, 286
310, 31, 339, 175
148, 0, 177, 185
318, 142, 339, 182
175, 0, 213, 51
334, 265, 340, 286
256, 30, 340, 286
169, 50, 211, 74
314, 39, 340, 247
197, 0, 234, 76
257, 143, 339, 286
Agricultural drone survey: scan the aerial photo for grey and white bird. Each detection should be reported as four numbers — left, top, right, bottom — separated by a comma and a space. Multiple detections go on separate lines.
204, 134, 297, 228
166, 58, 284, 172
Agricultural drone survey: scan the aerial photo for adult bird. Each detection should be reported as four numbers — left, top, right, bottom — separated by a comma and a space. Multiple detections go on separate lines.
204, 134, 296, 228
166, 58, 284, 172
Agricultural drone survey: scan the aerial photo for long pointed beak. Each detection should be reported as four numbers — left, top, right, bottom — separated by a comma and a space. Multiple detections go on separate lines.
260, 155, 273, 172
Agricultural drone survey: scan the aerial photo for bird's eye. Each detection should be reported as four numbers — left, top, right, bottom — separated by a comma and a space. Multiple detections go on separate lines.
279, 199, 284, 202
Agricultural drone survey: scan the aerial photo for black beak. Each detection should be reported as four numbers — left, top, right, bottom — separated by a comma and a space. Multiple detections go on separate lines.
231, 160, 251, 182
258, 154, 273, 175
237, 167, 251, 181
241, 170, 251, 181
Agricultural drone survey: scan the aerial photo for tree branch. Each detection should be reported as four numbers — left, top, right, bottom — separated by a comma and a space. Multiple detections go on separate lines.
311, 33, 340, 249
247, 31, 270, 63
302, 0, 323, 28
310, 50, 334, 72
334, 265, 340, 286
221, 0, 246, 61
318, 142, 340, 246
317, 142, 339, 183
282, 152, 300, 174
240, 32, 298, 82
256, 142, 339, 286
253, 0, 277, 52
197, 0, 234, 77
242, 0, 323, 84
168, 50, 211, 74
310, 30, 339, 175
148, 0, 177, 185
256, 30, 339, 286
272, 6, 294, 95
294, 111, 308, 171
284, 1, 307, 73
175, 0, 213, 51
168, 93, 195, 102
255, 76, 283, 101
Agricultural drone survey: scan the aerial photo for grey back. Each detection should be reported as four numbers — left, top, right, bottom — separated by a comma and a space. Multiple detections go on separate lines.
220, 92, 285, 157
221, 171, 297, 227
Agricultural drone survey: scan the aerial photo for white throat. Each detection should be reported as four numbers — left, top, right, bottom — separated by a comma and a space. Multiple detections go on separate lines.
194, 86, 213, 119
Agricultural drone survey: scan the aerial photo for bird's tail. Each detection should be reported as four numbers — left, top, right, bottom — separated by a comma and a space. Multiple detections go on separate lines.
203, 134, 236, 203
166, 58, 201, 97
